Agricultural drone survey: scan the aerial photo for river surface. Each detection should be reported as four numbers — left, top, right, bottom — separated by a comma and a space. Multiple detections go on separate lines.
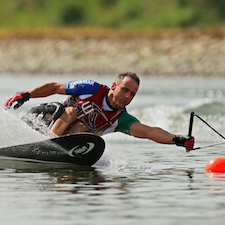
1, 74, 225, 225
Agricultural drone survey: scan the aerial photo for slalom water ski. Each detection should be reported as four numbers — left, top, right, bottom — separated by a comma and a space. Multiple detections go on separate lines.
0, 133, 105, 166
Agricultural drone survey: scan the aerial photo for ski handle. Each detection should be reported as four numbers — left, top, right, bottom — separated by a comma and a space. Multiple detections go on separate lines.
187, 111, 225, 151
188, 112, 195, 137
184, 111, 195, 153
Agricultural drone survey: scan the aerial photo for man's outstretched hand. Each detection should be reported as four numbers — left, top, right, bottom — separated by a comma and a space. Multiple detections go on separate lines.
4, 91, 31, 110
173, 134, 195, 151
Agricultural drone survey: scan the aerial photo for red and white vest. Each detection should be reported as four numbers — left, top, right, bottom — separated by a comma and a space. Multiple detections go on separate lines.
62, 85, 125, 135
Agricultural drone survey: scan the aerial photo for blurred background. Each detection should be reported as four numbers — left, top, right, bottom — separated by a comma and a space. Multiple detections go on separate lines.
0, 0, 225, 76
1, 4, 225, 224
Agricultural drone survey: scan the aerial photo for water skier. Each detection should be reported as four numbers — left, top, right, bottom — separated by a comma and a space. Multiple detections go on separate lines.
4, 72, 194, 151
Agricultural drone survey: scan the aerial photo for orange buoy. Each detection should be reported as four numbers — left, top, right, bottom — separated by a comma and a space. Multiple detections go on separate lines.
204, 157, 225, 173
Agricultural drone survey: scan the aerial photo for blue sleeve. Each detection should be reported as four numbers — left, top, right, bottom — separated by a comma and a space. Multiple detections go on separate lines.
65, 79, 101, 96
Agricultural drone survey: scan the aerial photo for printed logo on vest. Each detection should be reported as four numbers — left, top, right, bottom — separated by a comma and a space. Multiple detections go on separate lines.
77, 101, 94, 119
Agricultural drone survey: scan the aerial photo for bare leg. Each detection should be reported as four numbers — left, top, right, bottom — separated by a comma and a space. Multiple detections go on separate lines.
50, 107, 77, 136
67, 122, 86, 135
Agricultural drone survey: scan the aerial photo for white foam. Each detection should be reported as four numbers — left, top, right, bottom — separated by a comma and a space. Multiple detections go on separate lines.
0, 109, 46, 148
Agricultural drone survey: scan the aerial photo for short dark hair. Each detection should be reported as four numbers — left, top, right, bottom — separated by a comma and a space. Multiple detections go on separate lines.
116, 72, 140, 85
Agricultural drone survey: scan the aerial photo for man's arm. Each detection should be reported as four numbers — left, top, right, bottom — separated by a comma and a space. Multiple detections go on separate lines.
29, 82, 66, 98
129, 122, 175, 144
4, 82, 66, 109
129, 122, 195, 150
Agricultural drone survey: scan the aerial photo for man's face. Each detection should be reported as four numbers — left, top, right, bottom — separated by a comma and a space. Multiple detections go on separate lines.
110, 76, 139, 109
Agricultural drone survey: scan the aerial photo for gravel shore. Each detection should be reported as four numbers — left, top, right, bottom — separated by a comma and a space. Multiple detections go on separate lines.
0, 35, 225, 76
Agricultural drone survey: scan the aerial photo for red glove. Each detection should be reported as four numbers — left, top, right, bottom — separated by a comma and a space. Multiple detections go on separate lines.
4, 91, 31, 109
173, 134, 195, 151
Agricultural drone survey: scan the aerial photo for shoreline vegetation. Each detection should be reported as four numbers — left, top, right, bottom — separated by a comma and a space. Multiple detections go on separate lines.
0, 27, 225, 76
2, 27, 225, 39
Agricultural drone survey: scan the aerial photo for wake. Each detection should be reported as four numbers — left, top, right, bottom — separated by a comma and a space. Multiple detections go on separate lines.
0, 109, 46, 148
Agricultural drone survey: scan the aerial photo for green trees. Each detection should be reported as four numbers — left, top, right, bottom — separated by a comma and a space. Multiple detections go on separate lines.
0, 0, 224, 28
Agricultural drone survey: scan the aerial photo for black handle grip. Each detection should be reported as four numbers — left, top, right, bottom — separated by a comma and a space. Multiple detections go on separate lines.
188, 112, 195, 137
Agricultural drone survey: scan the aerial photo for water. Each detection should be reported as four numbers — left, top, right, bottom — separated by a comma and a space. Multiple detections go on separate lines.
1, 74, 225, 225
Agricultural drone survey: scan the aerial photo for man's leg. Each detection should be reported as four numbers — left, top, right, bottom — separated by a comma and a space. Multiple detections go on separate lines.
21, 102, 65, 135
50, 107, 77, 136
67, 122, 86, 135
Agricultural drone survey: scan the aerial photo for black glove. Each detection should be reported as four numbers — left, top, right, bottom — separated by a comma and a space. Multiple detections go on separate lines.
4, 91, 31, 109
173, 134, 195, 151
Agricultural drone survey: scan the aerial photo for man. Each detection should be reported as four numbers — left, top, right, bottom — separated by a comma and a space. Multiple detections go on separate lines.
4, 72, 194, 151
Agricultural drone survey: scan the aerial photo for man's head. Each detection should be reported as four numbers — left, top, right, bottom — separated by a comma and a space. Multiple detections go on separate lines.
115, 72, 140, 86
108, 72, 140, 109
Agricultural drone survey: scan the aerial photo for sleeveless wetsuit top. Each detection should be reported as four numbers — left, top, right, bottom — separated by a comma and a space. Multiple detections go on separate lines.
62, 85, 126, 135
